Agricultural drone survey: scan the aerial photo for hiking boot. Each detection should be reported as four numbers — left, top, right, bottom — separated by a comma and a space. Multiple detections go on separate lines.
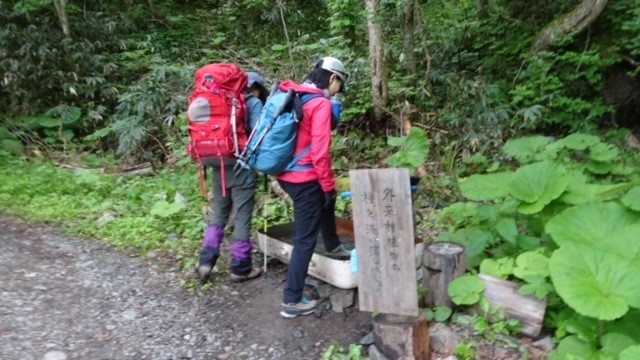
230, 266, 262, 283
196, 264, 213, 285
327, 244, 352, 259
280, 297, 319, 319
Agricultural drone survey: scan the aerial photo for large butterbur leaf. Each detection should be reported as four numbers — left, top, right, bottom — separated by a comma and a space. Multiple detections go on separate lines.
546, 202, 640, 247
622, 186, 640, 212
586, 160, 612, 175
495, 217, 517, 243
507, 161, 569, 214
589, 142, 619, 162
620, 345, 640, 360
550, 335, 598, 360
560, 182, 625, 205
606, 225, 640, 262
549, 244, 640, 320
459, 171, 514, 201
513, 251, 549, 280
600, 333, 636, 359
503, 136, 550, 163
448, 275, 485, 305
559, 133, 601, 150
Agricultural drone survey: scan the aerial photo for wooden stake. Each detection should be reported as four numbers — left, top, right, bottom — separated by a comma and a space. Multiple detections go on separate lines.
423, 242, 466, 308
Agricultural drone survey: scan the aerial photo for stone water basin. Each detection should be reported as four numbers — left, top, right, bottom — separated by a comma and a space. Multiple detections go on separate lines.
257, 218, 357, 289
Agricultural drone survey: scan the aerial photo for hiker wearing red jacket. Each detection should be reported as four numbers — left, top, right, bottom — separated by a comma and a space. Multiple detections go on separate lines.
276, 57, 351, 319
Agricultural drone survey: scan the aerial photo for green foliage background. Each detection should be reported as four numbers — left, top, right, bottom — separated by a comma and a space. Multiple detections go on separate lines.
2, 0, 638, 161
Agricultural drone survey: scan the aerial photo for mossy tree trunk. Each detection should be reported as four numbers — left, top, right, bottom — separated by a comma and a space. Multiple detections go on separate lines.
53, 0, 70, 37
365, 0, 389, 124
403, 0, 417, 74
531, 0, 609, 54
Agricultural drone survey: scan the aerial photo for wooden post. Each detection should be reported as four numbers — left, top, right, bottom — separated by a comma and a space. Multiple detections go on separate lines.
373, 314, 430, 360
423, 242, 466, 308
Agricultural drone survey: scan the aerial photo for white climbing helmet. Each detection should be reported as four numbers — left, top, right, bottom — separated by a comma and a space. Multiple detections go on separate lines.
318, 57, 349, 83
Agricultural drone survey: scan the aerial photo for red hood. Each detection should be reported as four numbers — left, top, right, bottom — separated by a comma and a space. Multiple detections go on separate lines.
278, 80, 327, 97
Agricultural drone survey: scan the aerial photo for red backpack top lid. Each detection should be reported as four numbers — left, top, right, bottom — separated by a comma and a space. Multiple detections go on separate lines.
193, 63, 248, 96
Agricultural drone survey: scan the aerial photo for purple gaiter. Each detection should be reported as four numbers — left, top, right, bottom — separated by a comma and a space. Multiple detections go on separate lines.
203, 226, 224, 249
231, 239, 252, 262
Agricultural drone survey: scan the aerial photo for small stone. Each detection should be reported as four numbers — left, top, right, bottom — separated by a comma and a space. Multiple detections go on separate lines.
532, 336, 555, 352
43, 351, 67, 360
223, 346, 233, 352
304, 277, 322, 287
167, 233, 178, 241
293, 329, 304, 338
368, 345, 389, 360
329, 289, 355, 313
360, 331, 375, 345
96, 213, 115, 228
121, 309, 138, 320
429, 323, 460, 355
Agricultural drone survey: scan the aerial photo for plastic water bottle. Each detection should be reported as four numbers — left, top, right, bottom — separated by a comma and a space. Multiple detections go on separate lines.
330, 94, 342, 129
350, 248, 358, 274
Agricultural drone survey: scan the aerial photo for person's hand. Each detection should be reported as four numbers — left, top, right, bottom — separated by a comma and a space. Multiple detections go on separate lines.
324, 190, 337, 210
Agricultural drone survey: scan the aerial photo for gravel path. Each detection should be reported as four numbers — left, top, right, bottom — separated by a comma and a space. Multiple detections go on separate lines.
0, 213, 372, 360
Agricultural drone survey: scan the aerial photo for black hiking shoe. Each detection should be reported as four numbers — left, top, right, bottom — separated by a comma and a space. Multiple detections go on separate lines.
229, 267, 262, 283
196, 264, 213, 285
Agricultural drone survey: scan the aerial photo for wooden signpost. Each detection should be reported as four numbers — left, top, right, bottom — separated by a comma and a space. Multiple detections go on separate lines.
350, 168, 419, 316
350, 168, 429, 359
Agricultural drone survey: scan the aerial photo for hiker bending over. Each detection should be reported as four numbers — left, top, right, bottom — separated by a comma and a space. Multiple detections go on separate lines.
195, 71, 268, 284
276, 57, 351, 318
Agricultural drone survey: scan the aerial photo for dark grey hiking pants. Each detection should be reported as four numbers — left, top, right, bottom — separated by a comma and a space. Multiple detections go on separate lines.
208, 164, 257, 241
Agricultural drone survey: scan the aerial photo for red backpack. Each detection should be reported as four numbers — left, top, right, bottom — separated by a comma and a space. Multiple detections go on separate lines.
186, 63, 248, 196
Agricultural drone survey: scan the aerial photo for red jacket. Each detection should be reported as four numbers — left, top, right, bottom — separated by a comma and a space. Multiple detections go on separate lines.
276, 80, 336, 193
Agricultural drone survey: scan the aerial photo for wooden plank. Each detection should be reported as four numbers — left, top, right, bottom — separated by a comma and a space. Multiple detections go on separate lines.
350, 168, 419, 316
478, 273, 547, 337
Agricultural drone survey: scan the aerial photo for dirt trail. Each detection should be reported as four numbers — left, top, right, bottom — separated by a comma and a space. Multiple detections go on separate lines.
0, 213, 372, 360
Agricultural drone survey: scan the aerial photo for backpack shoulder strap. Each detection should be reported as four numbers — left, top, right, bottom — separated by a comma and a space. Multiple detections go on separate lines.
293, 93, 323, 122
299, 93, 323, 105
283, 93, 324, 172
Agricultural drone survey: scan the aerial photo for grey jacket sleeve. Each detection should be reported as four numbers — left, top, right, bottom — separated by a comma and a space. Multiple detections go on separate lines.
245, 96, 264, 133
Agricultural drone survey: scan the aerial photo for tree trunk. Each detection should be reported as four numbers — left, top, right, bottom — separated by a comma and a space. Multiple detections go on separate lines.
365, 0, 389, 124
403, 0, 416, 74
53, 0, 71, 37
530, 0, 608, 54
477, 0, 489, 18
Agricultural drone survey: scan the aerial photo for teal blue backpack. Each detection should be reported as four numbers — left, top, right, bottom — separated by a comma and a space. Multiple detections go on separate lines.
236, 88, 320, 176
